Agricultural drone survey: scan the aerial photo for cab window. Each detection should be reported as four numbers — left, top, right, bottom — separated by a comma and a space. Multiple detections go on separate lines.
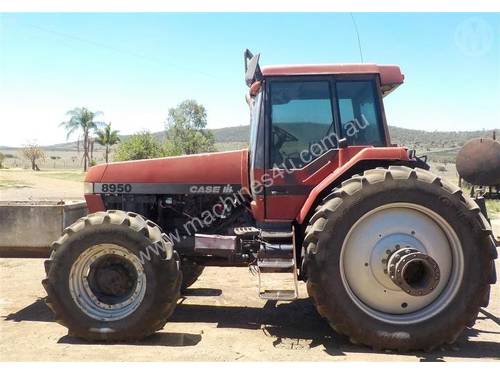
336, 80, 384, 146
269, 80, 335, 168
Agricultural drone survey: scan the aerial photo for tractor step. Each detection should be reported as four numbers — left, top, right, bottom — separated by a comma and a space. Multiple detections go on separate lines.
235, 225, 299, 301
257, 258, 294, 273
255, 228, 298, 301
234, 226, 260, 239
259, 289, 297, 300
261, 230, 294, 244
257, 263, 299, 300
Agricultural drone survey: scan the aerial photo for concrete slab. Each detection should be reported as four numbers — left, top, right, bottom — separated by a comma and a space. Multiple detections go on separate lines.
0, 200, 87, 257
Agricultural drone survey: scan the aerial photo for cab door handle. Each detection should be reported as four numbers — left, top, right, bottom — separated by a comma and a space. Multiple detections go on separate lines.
269, 186, 288, 195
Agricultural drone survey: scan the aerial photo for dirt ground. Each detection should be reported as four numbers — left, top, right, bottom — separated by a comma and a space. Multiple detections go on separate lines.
0, 169, 83, 201
0, 168, 499, 361
1, 240, 499, 361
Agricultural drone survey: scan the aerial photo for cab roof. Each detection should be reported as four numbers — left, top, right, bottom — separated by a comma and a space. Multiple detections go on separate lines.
260, 63, 404, 96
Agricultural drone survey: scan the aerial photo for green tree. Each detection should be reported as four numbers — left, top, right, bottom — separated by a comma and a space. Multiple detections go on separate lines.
96, 123, 120, 163
0, 152, 4, 169
60, 107, 105, 171
164, 100, 216, 156
114, 131, 162, 161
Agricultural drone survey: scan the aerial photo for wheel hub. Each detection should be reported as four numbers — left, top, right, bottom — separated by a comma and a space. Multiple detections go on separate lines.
69, 244, 146, 321
91, 260, 136, 298
370, 234, 426, 292
387, 248, 440, 296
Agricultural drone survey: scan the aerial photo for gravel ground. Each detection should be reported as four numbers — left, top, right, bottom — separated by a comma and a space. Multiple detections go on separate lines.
0, 249, 499, 361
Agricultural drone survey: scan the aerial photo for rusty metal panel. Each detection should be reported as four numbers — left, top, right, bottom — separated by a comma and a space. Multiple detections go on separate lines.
456, 137, 500, 186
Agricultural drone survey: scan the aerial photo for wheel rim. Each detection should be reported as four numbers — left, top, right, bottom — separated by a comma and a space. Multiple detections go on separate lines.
69, 244, 146, 321
340, 203, 464, 324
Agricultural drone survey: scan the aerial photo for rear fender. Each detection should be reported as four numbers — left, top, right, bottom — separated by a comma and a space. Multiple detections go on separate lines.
296, 147, 412, 224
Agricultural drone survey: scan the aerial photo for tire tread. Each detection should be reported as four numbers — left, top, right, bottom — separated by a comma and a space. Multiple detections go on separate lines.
42, 210, 181, 341
303, 167, 497, 351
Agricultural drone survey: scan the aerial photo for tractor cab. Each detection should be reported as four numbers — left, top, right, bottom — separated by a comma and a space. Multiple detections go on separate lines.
244, 50, 405, 221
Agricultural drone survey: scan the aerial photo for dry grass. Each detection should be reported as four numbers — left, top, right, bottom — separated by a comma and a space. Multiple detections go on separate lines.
0, 179, 32, 189
486, 200, 500, 215
37, 170, 85, 182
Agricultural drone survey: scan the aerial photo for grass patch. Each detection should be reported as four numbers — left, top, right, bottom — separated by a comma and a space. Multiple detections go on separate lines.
486, 200, 500, 215
0, 179, 32, 189
460, 186, 500, 215
39, 171, 85, 182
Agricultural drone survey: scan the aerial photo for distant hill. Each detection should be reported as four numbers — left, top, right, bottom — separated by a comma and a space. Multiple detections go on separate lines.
20, 125, 249, 152
2, 125, 498, 164
389, 127, 498, 149
214, 125, 499, 148
212, 125, 500, 160
212, 126, 249, 142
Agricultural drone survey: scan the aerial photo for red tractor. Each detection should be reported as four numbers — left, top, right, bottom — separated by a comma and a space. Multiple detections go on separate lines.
42, 51, 497, 351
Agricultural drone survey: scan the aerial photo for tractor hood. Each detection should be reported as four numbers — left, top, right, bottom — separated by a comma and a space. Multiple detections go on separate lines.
85, 149, 249, 195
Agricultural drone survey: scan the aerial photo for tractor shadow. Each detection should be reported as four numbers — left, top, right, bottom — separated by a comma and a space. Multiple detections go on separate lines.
57, 332, 202, 347
2, 290, 223, 323
4, 296, 500, 358
3, 297, 201, 348
172, 299, 500, 360
182, 288, 223, 297
4, 298, 53, 322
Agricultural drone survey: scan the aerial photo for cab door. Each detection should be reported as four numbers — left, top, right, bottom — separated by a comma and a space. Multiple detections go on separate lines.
263, 76, 339, 220
262, 75, 387, 221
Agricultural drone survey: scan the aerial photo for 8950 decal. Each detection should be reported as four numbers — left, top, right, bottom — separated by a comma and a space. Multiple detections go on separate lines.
100, 183, 132, 193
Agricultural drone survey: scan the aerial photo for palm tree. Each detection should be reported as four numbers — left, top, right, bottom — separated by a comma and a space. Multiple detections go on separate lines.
96, 123, 120, 163
60, 107, 105, 171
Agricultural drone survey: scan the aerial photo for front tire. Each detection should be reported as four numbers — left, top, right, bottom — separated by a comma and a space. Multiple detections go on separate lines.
42, 210, 181, 341
304, 166, 497, 351
180, 260, 204, 291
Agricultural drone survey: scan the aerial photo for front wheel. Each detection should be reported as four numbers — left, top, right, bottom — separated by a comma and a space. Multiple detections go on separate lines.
304, 166, 497, 351
42, 210, 181, 341
180, 260, 204, 291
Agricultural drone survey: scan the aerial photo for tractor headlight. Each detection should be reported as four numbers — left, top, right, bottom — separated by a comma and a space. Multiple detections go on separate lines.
83, 182, 94, 194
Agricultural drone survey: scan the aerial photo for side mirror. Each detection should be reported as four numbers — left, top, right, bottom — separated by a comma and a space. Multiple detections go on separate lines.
339, 138, 348, 149
244, 49, 262, 87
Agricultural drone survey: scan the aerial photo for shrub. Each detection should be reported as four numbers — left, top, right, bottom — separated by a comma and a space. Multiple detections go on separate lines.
436, 165, 447, 172
114, 131, 163, 161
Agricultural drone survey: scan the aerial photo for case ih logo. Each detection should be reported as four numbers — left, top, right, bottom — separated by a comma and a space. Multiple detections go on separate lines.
94, 183, 240, 195
189, 184, 234, 194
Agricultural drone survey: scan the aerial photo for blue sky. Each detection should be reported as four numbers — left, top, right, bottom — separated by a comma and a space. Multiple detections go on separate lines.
0, 13, 498, 146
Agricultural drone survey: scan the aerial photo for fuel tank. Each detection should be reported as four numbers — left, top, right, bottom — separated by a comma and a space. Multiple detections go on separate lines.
456, 137, 500, 186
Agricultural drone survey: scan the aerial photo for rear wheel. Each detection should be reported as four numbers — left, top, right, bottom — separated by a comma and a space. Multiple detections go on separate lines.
304, 166, 497, 351
42, 210, 181, 341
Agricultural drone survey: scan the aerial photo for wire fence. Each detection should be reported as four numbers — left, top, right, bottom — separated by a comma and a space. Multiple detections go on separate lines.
1, 152, 107, 170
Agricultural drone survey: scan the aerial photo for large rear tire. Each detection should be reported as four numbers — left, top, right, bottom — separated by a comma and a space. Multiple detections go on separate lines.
304, 166, 497, 351
42, 210, 181, 341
